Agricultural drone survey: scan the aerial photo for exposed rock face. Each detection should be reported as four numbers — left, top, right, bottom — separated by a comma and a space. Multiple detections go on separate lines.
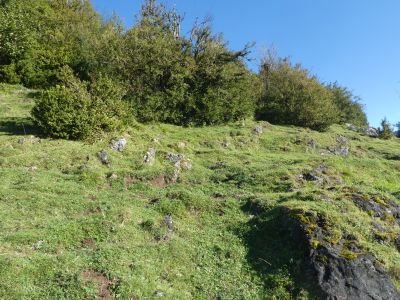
144, 148, 156, 165
352, 194, 400, 224
111, 138, 127, 152
284, 209, 400, 300
310, 248, 400, 300
364, 127, 379, 138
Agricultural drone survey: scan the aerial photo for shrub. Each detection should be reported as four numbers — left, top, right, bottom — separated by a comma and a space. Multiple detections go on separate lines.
378, 118, 394, 140
31, 67, 131, 139
121, 1, 258, 125
327, 83, 368, 127
257, 56, 339, 131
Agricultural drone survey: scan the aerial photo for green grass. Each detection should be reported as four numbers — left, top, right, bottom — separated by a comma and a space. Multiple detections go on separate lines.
0, 83, 400, 299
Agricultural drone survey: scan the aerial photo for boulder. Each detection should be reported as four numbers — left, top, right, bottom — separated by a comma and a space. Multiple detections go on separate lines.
253, 125, 263, 135
144, 148, 156, 165
98, 150, 109, 165
111, 138, 127, 152
284, 209, 400, 300
364, 127, 379, 138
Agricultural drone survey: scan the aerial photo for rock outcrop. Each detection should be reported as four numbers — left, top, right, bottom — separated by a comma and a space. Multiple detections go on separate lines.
284, 208, 400, 300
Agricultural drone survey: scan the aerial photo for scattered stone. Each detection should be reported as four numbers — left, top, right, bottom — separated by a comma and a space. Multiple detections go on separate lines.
107, 173, 118, 180
308, 139, 317, 149
164, 215, 173, 231
299, 172, 324, 186
166, 153, 192, 171
32, 240, 44, 250
346, 123, 358, 132
177, 141, 186, 149
18, 138, 25, 144
166, 153, 185, 163
144, 148, 156, 165
28, 166, 38, 172
98, 150, 109, 165
111, 138, 127, 152
284, 209, 400, 300
363, 127, 379, 138
352, 194, 400, 223
328, 145, 350, 156
222, 140, 230, 148
336, 135, 349, 144
253, 125, 263, 135
395, 236, 400, 252
175, 158, 192, 171
153, 291, 165, 297
165, 169, 180, 184
152, 135, 162, 143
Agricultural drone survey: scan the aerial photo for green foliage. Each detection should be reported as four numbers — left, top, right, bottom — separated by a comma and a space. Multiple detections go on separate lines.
379, 117, 394, 140
257, 55, 339, 131
31, 67, 131, 139
0, 0, 115, 87
121, 1, 257, 125
327, 82, 368, 127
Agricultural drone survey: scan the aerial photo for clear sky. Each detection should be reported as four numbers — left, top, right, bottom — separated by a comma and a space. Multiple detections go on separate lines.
92, 0, 400, 127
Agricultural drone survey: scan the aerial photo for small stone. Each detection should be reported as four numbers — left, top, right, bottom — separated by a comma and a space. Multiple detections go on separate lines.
395, 236, 400, 251
32, 240, 44, 250
177, 142, 186, 149
253, 125, 263, 135
336, 135, 348, 144
222, 141, 230, 148
308, 139, 317, 149
18, 138, 25, 144
164, 215, 173, 231
111, 138, 127, 152
144, 148, 156, 165
175, 158, 192, 171
98, 150, 109, 165
153, 291, 165, 297
346, 123, 358, 132
166, 153, 185, 163
108, 173, 118, 180
28, 166, 38, 172
328, 146, 349, 156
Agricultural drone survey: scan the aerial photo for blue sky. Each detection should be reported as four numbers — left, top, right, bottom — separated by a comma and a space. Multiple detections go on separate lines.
92, 0, 400, 127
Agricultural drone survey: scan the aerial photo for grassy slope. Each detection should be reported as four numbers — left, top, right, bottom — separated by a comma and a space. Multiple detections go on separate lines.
0, 84, 399, 299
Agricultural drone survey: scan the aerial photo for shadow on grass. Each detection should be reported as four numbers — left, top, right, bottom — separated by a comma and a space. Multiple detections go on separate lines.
0, 117, 41, 136
237, 204, 317, 298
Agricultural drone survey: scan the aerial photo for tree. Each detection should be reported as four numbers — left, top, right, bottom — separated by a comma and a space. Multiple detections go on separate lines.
327, 83, 368, 127
257, 54, 339, 131
379, 117, 394, 140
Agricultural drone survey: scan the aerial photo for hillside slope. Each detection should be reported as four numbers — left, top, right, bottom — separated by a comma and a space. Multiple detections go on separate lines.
1, 84, 400, 299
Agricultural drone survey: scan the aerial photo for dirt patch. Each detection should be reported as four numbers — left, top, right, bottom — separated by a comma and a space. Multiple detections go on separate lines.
82, 270, 112, 300
81, 238, 96, 250
148, 175, 168, 188
124, 176, 137, 189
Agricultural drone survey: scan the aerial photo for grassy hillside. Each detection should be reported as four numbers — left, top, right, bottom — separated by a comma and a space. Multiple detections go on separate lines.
1, 84, 400, 299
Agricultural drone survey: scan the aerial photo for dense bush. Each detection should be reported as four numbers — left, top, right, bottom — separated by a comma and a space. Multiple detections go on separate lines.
0, 0, 116, 87
32, 68, 131, 139
327, 83, 368, 127
120, 1, 258, 125
257, 56, 339, 131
